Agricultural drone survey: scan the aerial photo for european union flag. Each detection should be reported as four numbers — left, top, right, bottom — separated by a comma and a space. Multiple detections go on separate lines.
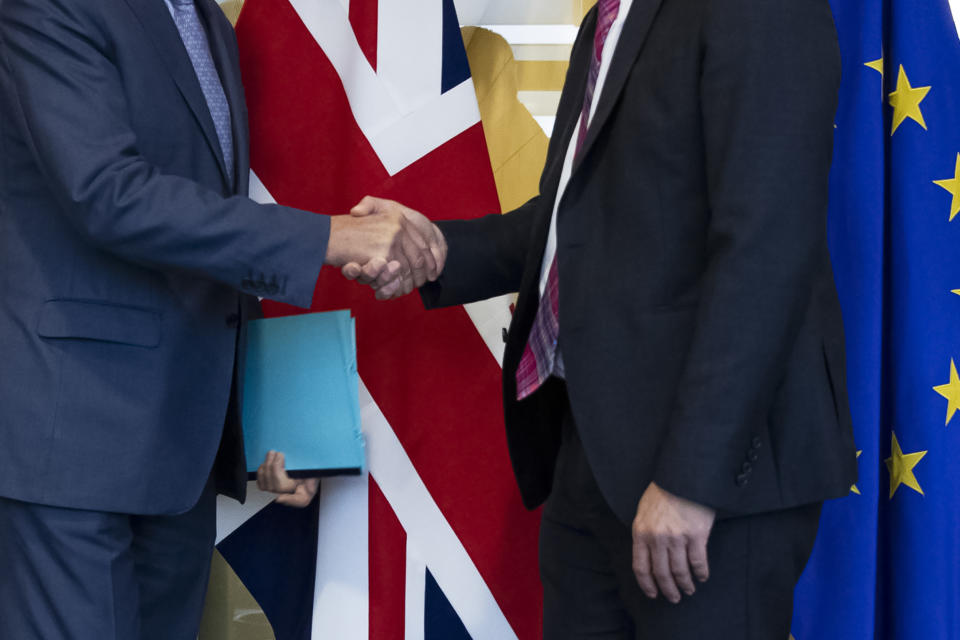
792, 1, 960, 638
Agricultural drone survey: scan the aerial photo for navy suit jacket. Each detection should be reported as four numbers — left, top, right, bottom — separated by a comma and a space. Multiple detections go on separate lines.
423, 0, 858, 523
0, 0, 329, 515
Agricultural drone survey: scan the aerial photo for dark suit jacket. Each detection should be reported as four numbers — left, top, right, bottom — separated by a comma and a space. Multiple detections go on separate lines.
0, 0, 329, 515
423, 0, 858, 523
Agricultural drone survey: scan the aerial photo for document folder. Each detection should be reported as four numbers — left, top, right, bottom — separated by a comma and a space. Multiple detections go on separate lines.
242, 310, 364, 478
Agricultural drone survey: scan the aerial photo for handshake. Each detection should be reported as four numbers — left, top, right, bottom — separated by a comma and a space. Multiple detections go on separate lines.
325, 196, 446, 300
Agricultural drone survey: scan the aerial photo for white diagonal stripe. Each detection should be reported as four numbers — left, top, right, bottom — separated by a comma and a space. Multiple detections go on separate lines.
287, 0, 480, 175
377, 0, 443, 112
404, 545, 427, 640
362, 381, 518, 640
311, 475, 370, 640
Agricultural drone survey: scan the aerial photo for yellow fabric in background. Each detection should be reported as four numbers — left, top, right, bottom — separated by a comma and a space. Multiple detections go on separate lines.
198, 552, 275, 640
463, 26, 549, 213
220, 0, 243, 25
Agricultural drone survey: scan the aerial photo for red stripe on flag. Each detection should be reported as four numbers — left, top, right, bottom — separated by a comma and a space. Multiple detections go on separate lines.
349, 0, 378, 71
237, 2, 543, 638
369, 478, 405, 640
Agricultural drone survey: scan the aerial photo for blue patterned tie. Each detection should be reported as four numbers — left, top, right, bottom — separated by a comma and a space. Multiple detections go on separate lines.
169, 0, 234, 184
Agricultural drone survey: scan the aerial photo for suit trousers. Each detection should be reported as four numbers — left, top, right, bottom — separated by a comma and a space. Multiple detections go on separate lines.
540, 395, 822, 640
0, 480, 217, 640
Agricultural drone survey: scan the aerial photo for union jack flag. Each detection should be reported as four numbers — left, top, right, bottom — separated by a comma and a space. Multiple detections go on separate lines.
212, 1, 543, 638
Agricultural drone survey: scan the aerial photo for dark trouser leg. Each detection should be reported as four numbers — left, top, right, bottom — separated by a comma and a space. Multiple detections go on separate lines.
133, 480, 217, 640
0, 481, 216, 640
0, 498, 140, 640
540, 400, 823, 640
540, 406, 635, 640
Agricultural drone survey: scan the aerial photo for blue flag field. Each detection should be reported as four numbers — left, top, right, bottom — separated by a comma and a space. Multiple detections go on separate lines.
793, 1, 960, 638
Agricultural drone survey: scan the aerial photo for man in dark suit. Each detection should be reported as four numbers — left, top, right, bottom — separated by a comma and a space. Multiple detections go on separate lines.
0, 0, 443, 638
344, 0, 858, 636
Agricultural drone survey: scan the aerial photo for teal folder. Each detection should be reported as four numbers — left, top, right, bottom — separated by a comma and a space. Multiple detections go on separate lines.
242, 310, 364, 477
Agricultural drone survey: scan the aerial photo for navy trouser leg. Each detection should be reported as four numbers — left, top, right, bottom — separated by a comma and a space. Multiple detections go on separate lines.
0, 482, 216, 640
0, 497, 140, 640
133, 482, 217, 640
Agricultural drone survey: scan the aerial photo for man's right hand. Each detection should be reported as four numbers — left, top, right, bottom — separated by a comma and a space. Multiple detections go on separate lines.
336, 197, 447, 300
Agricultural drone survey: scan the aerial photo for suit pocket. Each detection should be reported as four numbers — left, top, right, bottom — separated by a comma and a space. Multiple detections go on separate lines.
37, 299, 161, 348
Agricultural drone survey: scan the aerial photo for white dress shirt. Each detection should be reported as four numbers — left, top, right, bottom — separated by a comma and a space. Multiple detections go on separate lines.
539, 0, 635, 296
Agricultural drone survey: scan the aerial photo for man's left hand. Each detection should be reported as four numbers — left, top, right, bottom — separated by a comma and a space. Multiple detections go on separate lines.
632, 482, 716, 604
256, 450, 320, 508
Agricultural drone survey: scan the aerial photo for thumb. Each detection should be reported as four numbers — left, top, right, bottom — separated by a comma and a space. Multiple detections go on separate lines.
350, 195, 381, 217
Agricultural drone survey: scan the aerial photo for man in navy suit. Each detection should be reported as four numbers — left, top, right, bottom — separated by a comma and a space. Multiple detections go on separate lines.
0, 0, 444, 638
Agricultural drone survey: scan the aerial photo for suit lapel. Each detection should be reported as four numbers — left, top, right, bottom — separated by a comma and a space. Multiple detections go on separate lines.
198, 0, 250, 194
513, 8, 598, 313
572, 0, 664, 174
123, 0, 231, 189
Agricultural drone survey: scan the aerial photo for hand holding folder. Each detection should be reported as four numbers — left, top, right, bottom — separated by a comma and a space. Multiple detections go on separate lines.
242, 310, 365, 498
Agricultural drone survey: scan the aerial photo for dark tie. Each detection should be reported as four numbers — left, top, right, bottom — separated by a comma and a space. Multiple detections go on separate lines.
169, 0, 234, 184
515, 0, 622, 401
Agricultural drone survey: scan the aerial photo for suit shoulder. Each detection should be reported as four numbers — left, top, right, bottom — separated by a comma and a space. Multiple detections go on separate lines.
701, 0, 839, 69
703, 0, 836, 35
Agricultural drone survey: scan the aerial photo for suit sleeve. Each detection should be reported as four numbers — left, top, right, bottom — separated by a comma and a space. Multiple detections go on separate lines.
651, 0, 840, 510
419, 197, 540, 308
0, 0, 328, 308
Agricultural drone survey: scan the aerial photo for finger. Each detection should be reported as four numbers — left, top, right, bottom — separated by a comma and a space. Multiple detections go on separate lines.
260, 450, 277, 492
400, 274, 415, 296
668, 539, 697, 597
256, 458, 269, 492
688, 536, 710, 584
375, 278, 403, 300
342, 262, 363, 281
405, 215, 439, 278
632, 537, 658, 599
429, 224, 447, 279
276, 478, 320, 508
397, 228, 429, 288
268, 452, 297, 494
651, 537, 682, 604
359, 257, 389, 286
400, 209, 441, 278
373, 261, 402, 289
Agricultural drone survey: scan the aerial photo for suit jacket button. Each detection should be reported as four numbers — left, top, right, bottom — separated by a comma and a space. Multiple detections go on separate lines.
751, 437, 762, 449
741, 462, 753, 474
748, 451, 759, 463
736, 474, 749, 487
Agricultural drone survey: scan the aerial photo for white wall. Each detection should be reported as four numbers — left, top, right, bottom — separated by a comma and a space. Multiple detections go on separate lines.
453, 0, 578, 26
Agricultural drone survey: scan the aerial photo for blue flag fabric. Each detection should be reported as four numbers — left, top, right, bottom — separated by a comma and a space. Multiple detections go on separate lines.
793, 2, 960, 638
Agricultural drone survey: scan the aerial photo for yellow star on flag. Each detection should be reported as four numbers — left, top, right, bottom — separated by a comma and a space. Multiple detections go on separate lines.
885, 432, 927, 499
865, 57, 884, 75
933, 154, 960, 221
953, 290, 960, 296
889, 65, 931, 135
851, 450, 863, 495
934, 359, 960, 426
